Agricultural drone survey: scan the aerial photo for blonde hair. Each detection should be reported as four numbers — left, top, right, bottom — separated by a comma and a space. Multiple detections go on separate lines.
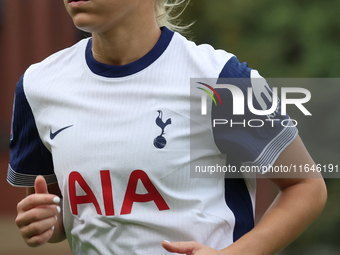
155, 0, 192, 33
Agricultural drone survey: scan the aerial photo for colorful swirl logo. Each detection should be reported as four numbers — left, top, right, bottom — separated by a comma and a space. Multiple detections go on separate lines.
196, 82, 223, 106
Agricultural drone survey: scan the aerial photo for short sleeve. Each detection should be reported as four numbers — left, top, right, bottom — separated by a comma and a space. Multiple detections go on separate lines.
212, 56, 298, 167
7, 75, 56, 187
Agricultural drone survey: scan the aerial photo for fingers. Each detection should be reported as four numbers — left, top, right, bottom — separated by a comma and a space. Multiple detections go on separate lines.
34, 175, 49, 194
162, 241, 202, 254
16, 205, 60, 228
17, 194, 60, 213
15, 176, 62, 247
20, 214, 57, 239
21, 217, 57, 247
16, 201, 60, 247
26, 228, 54, 247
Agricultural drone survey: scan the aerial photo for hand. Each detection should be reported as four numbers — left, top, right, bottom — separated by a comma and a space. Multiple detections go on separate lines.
162, 241, 223, 255
15, 176, 61, 247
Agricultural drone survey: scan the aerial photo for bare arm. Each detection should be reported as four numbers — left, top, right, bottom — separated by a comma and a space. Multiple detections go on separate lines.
220, 135, 327, 254
162, 135, 327, 254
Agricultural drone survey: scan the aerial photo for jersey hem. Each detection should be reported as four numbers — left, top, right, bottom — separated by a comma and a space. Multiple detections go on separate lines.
7, 164, 58, 187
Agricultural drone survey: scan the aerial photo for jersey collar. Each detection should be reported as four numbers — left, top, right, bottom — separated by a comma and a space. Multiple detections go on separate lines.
85, 27, 174, 78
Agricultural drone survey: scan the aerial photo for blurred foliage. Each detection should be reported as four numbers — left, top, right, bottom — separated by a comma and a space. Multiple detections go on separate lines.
283, 81, 340, 254
181, 0, 340, 78
181, 0, 340, 253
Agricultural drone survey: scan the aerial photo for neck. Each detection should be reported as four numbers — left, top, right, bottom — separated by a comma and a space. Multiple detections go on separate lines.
91, 20, 161, 66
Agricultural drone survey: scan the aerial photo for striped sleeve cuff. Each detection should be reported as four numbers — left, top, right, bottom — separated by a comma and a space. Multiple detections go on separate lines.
243, 124, 298, 172
7, 164, 58, 187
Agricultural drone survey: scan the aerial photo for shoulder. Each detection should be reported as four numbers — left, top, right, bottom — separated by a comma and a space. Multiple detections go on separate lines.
171, 32, 251, 78
24, 38, 90, 80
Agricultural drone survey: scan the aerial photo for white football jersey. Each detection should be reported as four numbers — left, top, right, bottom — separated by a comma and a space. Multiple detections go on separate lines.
8, 27, 297, 254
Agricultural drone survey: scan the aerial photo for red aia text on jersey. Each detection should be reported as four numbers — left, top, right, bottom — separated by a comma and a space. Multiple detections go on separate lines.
68, 170, 170, 216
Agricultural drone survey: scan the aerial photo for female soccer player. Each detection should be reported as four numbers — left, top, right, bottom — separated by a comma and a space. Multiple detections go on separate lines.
8, 0, 327, 254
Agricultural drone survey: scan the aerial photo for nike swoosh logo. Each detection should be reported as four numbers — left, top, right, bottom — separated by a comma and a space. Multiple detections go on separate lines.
50, 125, 73, 140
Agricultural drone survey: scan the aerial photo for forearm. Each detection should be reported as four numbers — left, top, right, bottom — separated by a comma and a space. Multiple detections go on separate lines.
221, 178, 327, 255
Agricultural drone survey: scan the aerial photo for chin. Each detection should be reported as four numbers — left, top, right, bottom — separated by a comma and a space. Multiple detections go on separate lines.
72, 14, 98, 33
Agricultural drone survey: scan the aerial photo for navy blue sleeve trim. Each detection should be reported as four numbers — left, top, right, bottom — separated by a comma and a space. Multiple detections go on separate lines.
217, 57, 255, 241
212, 57, 298, 165
225, 177, 254, 242
218, 56, 251, 79
7, 165, 57, 187
7, 75, 55, 187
